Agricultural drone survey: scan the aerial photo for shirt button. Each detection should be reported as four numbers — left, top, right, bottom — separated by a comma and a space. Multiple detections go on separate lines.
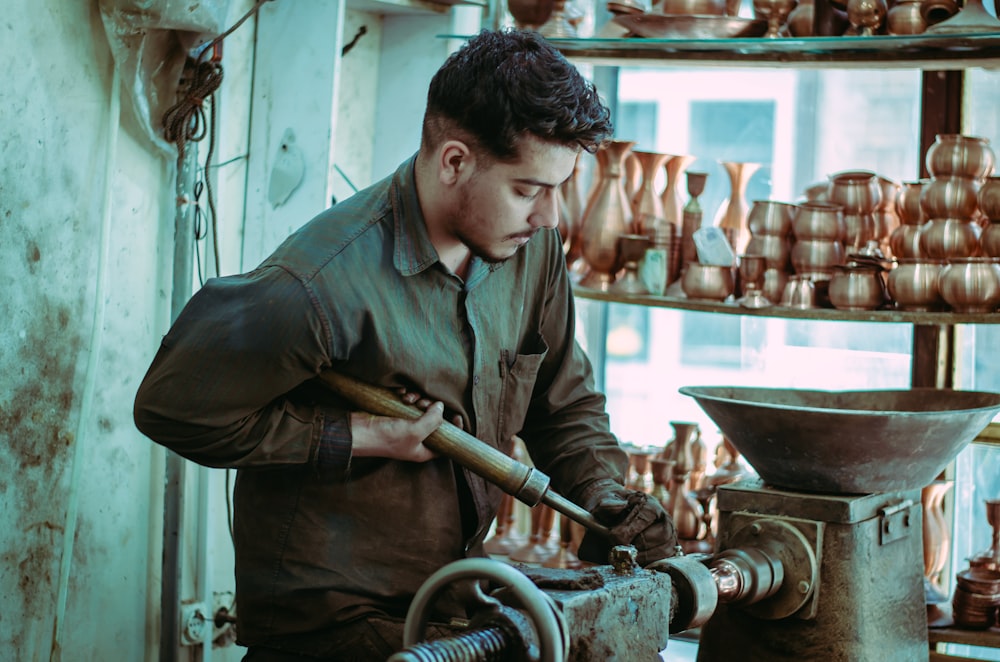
473, 375, 480, 385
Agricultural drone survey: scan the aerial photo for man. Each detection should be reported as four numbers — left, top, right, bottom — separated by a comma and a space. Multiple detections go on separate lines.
135, 28, 676, 660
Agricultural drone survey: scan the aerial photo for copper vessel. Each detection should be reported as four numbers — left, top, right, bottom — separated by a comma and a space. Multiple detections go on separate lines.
897, 180, 930, 225
661, 154, 697, 231
630, 150, 670, 237
920, 175, 981, 221
792, 201, 846, 241
919, 218, 982, 259
887, 257, 945, 311
925, 134, 995, 179
681, 262, 735, 301
747, 200, 795, 236
828, 170, 882, 215
715, 161, 762, 255
889, 223, 924, 259
578, 140, 635, 290
938, 257, 1000, 313
828, 262, 888, 311
978, 176, 1000, 220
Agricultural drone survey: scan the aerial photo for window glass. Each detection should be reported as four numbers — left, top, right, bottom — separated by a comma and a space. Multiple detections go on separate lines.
946, 68, 1000, 646
587, 66, 924, 452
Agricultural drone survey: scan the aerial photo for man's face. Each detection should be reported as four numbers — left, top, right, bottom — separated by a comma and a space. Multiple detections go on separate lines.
448, 136, 580, 264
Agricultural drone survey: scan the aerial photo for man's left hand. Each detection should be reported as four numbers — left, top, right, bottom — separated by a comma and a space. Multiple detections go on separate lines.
574, 480, 678, 567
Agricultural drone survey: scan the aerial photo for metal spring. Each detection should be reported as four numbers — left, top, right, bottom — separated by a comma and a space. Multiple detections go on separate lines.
388, 625, 513, 662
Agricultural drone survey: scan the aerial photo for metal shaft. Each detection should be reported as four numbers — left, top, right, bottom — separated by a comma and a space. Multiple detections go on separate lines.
387, 626, 512, 662
318, 370, 611, 538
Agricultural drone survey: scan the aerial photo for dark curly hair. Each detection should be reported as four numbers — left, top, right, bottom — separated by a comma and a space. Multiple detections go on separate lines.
422, 29, 613, 162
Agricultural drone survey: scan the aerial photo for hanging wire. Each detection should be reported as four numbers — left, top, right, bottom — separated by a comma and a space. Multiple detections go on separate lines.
162, 0, 271, 278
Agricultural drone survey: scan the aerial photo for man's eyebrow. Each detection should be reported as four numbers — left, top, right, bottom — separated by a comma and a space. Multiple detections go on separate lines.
513, 177, 560, 188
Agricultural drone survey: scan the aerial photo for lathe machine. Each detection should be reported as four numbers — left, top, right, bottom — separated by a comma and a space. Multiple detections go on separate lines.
321, 372, 1000, 662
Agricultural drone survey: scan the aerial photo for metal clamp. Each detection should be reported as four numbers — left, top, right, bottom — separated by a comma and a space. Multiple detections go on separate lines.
879, 499, 915, 546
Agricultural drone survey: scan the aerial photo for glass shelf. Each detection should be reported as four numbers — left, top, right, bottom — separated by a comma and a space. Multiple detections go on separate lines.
530, 32, 1000, 69
573, 284, 1000, 324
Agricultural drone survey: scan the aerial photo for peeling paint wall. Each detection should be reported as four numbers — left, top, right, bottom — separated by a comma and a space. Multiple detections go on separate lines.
1, 1, 170, 658
0, 0, 248, 659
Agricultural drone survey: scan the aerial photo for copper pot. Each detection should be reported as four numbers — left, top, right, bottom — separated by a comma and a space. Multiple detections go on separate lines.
829, 263, 888, 311
762, 268, 789, 303
748, 200, 795, 237
925, 134, 995, 179
887, 0, 927, 33
919, 218, 982, 259
829, 170, 882, 215
746, 233, 792, 271
791, 238, 845, 277
938, 257, 1000, 313
887, 258, 946, 311
920, 176, 981, 222
897, 180, 930, 225
889, 223, 924, 259
681, 262, 735, 301
978, 176, 1000, 221
982, 222, 1000, 258
843, 212, 878, 250
792, 201, 846, 241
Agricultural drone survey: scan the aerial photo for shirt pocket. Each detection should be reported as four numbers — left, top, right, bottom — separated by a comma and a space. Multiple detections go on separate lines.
497, 336, 549, 442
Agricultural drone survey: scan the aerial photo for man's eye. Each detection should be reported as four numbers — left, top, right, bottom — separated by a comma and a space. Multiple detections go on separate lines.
517, 188, 541, 200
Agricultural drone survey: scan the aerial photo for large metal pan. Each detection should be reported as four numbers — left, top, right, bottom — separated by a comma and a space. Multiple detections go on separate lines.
679, 386, 1000, 494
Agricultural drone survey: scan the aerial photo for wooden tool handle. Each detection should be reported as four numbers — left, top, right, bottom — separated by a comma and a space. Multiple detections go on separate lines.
317, 370, 610, 538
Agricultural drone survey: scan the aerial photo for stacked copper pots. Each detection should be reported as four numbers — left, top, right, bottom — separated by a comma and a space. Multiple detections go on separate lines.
828, 170, 882, 252
920, 135, 1000, 313
746, 200, 795, 303
919, 134, 991, 260
889, 179, 928, 259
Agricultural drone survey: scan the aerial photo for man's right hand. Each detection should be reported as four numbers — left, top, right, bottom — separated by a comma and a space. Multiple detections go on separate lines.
349, 403, 444, 462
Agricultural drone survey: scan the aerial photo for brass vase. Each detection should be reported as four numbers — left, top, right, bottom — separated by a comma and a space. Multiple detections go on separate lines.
661, 154, 698, 231
714, 161, 762, 256
631, 150, 670, 237
665, 421, 704, 547
579, 140, 636, 290
921, 480, 953, 601
662, 155, 698, 284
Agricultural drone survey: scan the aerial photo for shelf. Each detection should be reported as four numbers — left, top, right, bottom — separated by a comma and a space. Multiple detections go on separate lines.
929, 625, 1000, 650
573, 285, 1000, 324
540, 32, 1000, 69
350, 0, 484, 15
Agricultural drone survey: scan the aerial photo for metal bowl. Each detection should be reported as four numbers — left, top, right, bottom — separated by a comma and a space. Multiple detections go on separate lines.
613, 14, 768, 39
679, 385, 1000, 494
659, 0, 728, 15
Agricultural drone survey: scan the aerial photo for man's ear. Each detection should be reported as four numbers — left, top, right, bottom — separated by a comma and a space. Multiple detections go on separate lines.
438, 140, 474, 186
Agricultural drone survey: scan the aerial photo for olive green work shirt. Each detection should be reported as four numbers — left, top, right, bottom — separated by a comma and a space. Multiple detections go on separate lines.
133, 156, 628, 654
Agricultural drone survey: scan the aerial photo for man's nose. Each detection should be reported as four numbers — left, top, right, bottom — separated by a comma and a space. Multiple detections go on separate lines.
531, 190, 560, 230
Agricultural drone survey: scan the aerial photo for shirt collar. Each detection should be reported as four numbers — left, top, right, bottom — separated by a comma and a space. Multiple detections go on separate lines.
389, 155, 503, 284
391, 155, 439, 277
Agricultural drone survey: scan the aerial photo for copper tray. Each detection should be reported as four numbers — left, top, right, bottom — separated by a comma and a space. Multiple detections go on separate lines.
613, 14, 768, 39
